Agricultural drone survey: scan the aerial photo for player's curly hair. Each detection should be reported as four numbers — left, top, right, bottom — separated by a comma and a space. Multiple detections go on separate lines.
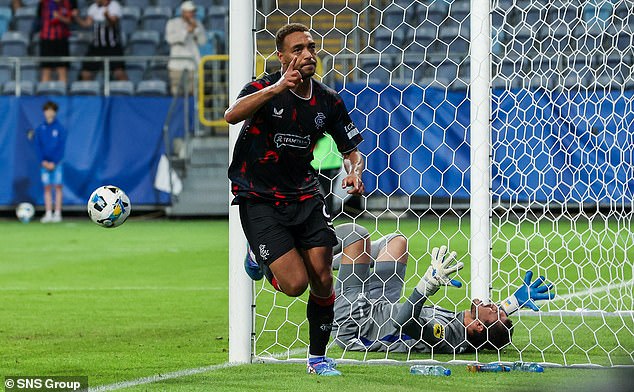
468, 317, 514, 351
275, 23, 310, 51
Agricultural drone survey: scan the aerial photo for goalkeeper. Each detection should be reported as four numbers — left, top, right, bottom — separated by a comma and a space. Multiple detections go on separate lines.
331, 223, 555, 353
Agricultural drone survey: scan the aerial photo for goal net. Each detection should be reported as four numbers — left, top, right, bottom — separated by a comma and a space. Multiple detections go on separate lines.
235, 0, 634, 367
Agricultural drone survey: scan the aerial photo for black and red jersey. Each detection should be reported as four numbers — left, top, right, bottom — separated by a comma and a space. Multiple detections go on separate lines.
228, 71, 363, 202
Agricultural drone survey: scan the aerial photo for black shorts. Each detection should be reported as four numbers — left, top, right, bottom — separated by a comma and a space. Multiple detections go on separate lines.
238, 196, 338, 266
40, 38, 69, 68
81, 45, 125, 72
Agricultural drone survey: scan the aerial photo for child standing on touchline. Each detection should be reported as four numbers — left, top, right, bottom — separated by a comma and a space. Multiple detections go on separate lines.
34, 101, 67, 223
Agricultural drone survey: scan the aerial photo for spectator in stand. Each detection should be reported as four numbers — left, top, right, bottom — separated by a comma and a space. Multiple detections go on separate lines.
37, 0, 76, 83
74, 0, 127, 81
165, 1, 206, 95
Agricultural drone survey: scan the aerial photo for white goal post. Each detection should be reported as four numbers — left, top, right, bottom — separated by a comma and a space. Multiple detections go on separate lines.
228, 0, 634, 367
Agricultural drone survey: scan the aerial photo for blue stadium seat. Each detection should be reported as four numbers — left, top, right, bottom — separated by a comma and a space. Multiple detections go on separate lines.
1, 31, 29, 56
199, 31, 217, 56
36, 81, 67, 95
0, 62, 12, 84
70, 80, 101, 95
360, 56, 392, 84
142, 6, 172, 34
419, 2, 448, 26
13, 6, 37, 34
156, 0, 181, 8
68, 31, 91, 57
447, 1, 470, 23
127, 30, 160, 56
124, 0, 150, 9
147, 60, 169, 83
382, 4, 404, 30
3, 80, 34, 95
0, 0, 11, 7
121, 6, 141, 37
126, 60, 147, 84
18, 60, 39, 81
205, 6, 227, 34
108, 80, 135, 95
371, 27, 401, 55
0, 7, 11, 37
136, 79, 168, 96
547, 5, 579, 25
614, 31, 632, 52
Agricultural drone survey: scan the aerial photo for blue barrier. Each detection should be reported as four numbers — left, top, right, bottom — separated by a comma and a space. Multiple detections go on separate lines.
339, 83, 634, 204
0, 96, 192, 206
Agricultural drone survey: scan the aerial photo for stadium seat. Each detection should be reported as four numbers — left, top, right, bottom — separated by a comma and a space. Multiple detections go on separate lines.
0, 0, 11, 7
142, 6, 172, 34
18, 60, 39, 81
136, 79, 168, 96
360, 56, 392, 84
108, 80, 135, 95
614, 31, 632, 52
125, 60, 146, 84
199, 30, 217, 56
448, 1, 470, 22
68, 31, 91, 57
36, 81, 67, 95
70, 80, 101, 95
3, 80, 34, 95
147, 60, 169, 83
13, 6, 37, 34
382, 4, 404, 30
124, 0, 150, 9
414, 24, 436, 47
546, 5, 579, 25
1, 31, 29, 56
127, 30, 160, 56
419, 3, 448, 26
204, 6, 227, 34
121, 6, 141, 37
156, 0, 181, 8
0, 62, 12, 84
0, 7, 11, 37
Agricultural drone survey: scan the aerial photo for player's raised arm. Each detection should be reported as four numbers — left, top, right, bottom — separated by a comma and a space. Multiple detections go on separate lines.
342, 149, 365, 195
393, 246, 463, 337
224, 56, 303, 124
500, 270, 555, 315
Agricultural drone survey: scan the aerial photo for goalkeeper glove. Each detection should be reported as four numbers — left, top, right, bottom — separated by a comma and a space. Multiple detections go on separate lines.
500, 270, 555, 315
416, 245, 464, 297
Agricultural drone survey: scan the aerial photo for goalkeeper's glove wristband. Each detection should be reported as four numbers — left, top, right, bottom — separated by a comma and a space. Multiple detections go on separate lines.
500, 295, 520, 315
416, 277, 439, 297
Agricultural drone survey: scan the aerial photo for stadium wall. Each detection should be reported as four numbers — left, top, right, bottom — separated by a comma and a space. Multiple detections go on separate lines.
0, 96, 193, 207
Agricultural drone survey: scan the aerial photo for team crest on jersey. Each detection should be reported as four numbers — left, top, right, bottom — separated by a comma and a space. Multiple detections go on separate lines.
433, 323, 445, 339
273, 107, 284, 118
274, 133, 311, 149
259, 244, 269, 260
314, 112, 326, 129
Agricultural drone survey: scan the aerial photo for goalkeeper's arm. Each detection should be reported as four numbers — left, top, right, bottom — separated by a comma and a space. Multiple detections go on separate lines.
393, 246, 463, 339
500, 271, 555, 315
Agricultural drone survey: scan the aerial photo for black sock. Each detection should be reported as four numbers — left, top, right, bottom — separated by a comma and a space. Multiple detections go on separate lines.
307, 292, 335, 357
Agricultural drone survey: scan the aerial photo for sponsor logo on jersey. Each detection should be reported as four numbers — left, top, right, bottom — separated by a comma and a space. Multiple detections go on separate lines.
273, 107, 284, 118
433, 323, 445, 339
52, 129, 59, 137
345, 122, 359, 139
315, 112, 326, 129
259, 244, 269, 260
274, 133, 311, 149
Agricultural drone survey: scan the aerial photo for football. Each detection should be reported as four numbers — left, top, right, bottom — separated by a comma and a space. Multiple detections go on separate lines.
87, 185, 131, 228
16, 202, 35, 223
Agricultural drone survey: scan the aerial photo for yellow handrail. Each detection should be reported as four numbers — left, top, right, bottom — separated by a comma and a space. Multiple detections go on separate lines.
198, 54, 230, 127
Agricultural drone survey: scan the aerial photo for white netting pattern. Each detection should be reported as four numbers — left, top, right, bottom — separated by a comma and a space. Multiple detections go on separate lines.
250, 0, 633, 367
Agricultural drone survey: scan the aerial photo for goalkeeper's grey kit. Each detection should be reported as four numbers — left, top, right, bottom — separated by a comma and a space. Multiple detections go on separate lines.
331, 224, 471, 353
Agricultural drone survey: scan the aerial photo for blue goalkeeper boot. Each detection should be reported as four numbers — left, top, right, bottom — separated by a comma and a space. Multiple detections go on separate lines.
307, 357, 341, 376
244, 245, 263, 281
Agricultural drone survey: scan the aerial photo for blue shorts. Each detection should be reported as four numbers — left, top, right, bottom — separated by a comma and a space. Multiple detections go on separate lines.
41, 164, 63, 186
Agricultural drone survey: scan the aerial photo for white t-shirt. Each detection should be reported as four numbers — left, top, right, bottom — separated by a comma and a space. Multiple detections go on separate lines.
87, 1, 123, 47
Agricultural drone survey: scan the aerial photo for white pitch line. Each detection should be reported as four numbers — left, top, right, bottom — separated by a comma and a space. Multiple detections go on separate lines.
88, 362, 239, 391
0, 287, 224, 291
90, 348, 308, 391
551, 280, 634, 302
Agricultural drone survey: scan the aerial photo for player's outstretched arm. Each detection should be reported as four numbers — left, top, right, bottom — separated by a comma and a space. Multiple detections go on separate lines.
393, 246, 463, 338
500, 270, 555, 315
342, 149, 364, 195
224, 56, 303, 124
418, 245, 464, 297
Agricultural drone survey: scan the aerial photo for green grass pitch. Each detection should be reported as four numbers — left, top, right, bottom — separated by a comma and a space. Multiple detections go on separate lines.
0, 217, 632, 391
